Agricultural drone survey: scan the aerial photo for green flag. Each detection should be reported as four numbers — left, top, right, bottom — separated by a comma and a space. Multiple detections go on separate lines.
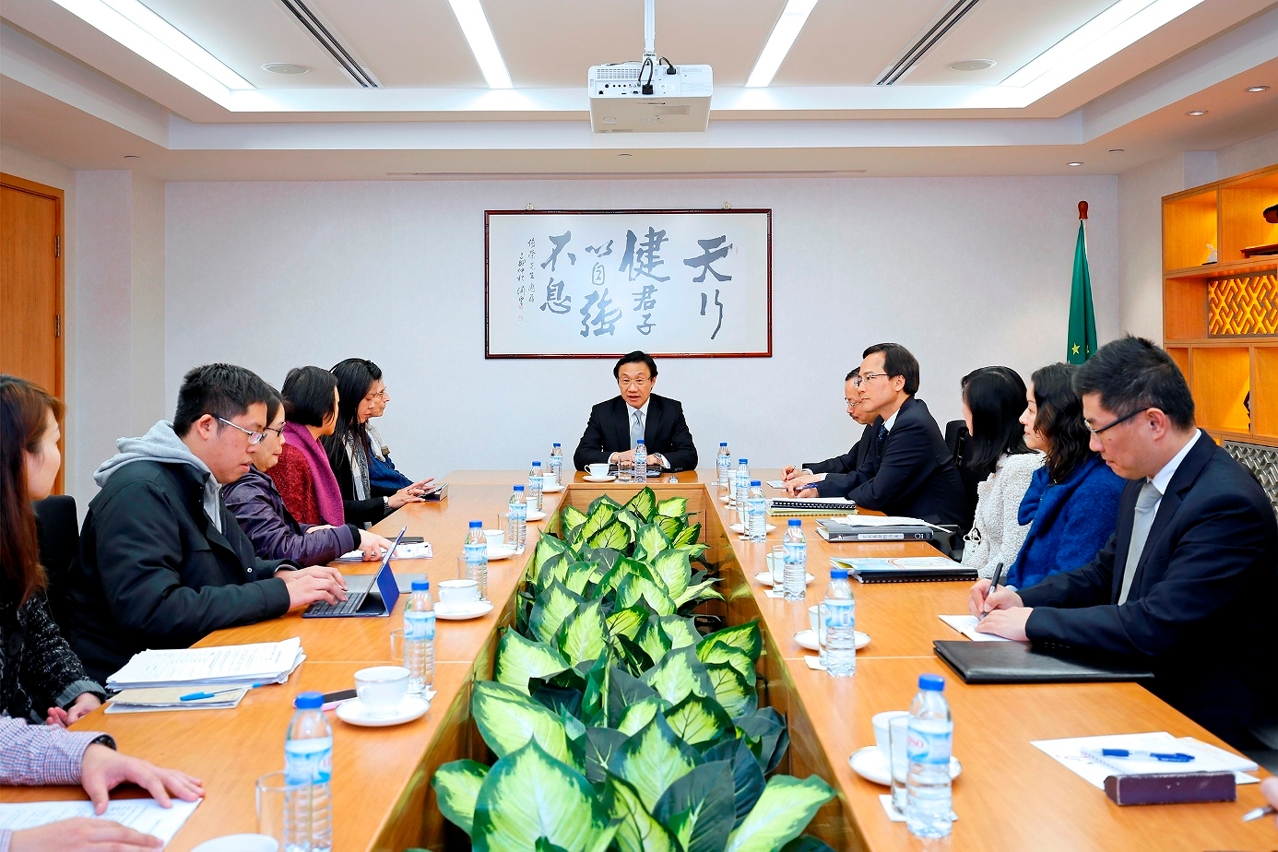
1067, 218, 1097, 364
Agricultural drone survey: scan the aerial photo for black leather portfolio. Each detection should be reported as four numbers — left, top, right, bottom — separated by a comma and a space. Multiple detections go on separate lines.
933, 640, 1156, 684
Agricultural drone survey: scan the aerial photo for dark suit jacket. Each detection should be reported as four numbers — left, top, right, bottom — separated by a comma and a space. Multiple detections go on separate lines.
573, 394, 698, 471
1020, 432, 1278, 748
815, 397, 966, 527
805, 422, 876, 475
65, 461, 293, 684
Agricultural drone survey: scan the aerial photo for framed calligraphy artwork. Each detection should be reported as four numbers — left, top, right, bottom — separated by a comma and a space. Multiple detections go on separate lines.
485, 209, 772, 358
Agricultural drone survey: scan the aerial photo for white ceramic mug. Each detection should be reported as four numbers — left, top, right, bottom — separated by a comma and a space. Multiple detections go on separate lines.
872, 710, 911, 757
354, 665, 409, 716
484, 530, 505, 550
588, 463, 610, 478
439, 578, 480, 605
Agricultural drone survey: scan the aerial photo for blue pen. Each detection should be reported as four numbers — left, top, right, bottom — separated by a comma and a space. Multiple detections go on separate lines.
179, 683, 264, 701
1099, 748, 1195, 762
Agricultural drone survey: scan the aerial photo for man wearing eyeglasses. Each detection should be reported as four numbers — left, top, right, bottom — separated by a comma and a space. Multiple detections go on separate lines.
65, 363, 346, 683
792, 343, 966, 528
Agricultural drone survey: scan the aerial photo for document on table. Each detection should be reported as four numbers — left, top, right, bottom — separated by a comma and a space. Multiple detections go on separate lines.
1031, 731, 1259, 788
765, 480, 786, 489
938, 614, 1013, 642
338, 542, 432, 561
105, 686, 249, 713
107, 637, 303, 690
0, 798, 200, 844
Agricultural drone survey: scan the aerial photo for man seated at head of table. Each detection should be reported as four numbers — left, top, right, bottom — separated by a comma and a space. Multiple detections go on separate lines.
573, 350, 698, 473
972, 336, 1278, 749
781, 367, 878, 491
791, 343, 968, 528
64, 364, 347, 684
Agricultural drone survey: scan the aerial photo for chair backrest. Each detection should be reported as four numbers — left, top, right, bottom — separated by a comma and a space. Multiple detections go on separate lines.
32, 494, 78, 627
944, 420, 969, 468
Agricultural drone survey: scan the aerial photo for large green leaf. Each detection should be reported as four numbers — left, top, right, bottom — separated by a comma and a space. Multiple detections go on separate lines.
621, 487, 658, 522
696, 640, 756, 686
496, 629, 571, 694
656, 496, 689, 518
578, 503, 618, 543
529, 581, 586, 645
555, 599, 609, 666
587, 494, 623, 513
703, 738, 766, 828
653, 761, 736, 852
530, 533, 570, 582
431, 759, 489, 837
634, 615, 673, 663
780, 836, 837, 852
579, 546, 623, 576
605, 666, 659, 728
587, 520, 632, 551
705, 662, 756, 719
698, 621, 763, 661
561, 561, 598, 597
610, 714, 701, 811
583, 726, 629, 784
580, 655, 610, 728
675, 577, 724, 608
672, 522, 702, 547
723, 775, 835, 852
609, 633, 655, 677
606, 773, 681, 852
664, 695, 733, 748
678, 542, 712, 561
655, 515, 685, 540
650, 549, 692, 600
613, 508, 642, 537
471, 741, 617, 852
616, 574, 676, 617
616, 695, 664, 737
658, 616, 702, 650
473, 681, 572, 766
642, 646, 714, 707
634, 524, 672, 563
596, 557, 658, 600
737, 708, 789, 775
560, 504, 587, 531
535, 553, 571, 593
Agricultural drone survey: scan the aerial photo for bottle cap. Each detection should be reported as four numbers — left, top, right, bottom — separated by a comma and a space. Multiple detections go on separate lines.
919, 674, 946, 691
514, 484, 525, 491
411, 580, 429, 591
739, 458, 748, 464
469, 520, 483, 527
830, 568, 849, 579
750, 480, 761, 487
636, 439, 644, 445
553, 442, 561, 447
720, 442, 728, 446
294, 691, 323, 710
788, 518, 802, 526
532, 461, 541, 467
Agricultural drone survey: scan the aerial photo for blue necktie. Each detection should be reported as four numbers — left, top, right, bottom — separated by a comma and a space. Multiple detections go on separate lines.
876, 424, 889, 463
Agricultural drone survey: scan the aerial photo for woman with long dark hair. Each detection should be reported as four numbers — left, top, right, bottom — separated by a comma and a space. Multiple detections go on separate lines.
1004, 363, 1125, 589
959, 367, 1043, 578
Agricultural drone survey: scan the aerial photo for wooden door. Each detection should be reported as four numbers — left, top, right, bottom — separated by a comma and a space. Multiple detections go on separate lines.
1, 173, 65, 492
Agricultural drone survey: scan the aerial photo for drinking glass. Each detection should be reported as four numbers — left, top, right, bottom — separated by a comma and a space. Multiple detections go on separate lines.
888, 717, 910, 815
255, 771, 287, 844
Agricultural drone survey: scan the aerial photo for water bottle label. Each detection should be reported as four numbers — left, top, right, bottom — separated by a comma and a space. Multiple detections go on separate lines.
824, 598, 855, 629
784, 541, 806, 564
285, 737, 333, 785
510, 504, 526, 521
464, 542, 487, 565
405, 610, 435, 642
906, 721, 952, 765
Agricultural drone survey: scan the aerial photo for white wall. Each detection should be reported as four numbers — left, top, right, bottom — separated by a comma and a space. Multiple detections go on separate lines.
165, 175, 1118, 477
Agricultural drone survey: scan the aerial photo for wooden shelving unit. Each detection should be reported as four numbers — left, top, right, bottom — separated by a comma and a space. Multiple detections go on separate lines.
1164, 163, 1278, 446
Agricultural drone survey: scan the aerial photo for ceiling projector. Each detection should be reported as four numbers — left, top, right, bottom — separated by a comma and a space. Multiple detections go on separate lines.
588, 0, 712, 133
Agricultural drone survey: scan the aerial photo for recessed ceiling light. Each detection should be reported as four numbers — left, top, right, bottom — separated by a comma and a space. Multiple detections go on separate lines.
124, 154, 140, 159
1067, 162, 1084, 167
262, 63, 310, 75
1108, 148, 1124, 153
950, 59, 996, 72
1246, 85, 1270, 93
1186, 109, 1208, 116
617, 152, 633, 158
746, 0, 819, 88
446, 0, 512, 88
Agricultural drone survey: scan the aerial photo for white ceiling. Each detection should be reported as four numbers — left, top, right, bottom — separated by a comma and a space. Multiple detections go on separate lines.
2, 0, 1277, 179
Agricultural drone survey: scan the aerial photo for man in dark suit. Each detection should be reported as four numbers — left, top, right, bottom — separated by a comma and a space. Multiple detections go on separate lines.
974, 336, 1278, 748
782, 367, 877, 491
573, 350, 698, 472
793, 344, 966, 527
65, 364, 346, 683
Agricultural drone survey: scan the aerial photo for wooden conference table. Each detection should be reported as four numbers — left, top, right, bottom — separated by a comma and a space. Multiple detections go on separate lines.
4, 471, 1274, 851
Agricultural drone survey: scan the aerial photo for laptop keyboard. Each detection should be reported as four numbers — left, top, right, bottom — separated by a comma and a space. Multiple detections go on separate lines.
307, 594, 365, 617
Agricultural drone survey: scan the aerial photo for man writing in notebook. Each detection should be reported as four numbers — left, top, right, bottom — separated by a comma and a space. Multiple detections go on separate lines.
782, 367, 877, 491
972, 336, 1278, 749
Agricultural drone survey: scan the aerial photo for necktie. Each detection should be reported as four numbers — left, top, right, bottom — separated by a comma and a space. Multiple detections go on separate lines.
1118, 481, 1161, 605
631, 409, 645, 449
875, 424, 889, 463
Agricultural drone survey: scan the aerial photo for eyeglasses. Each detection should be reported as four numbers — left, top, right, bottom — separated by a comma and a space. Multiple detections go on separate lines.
619, 378, 652, 388
264, 425, 284, 439
1084, 408, 1148, 435
852, 371, 888, 388
216, 417, 267, 445
844, 398, 860, 406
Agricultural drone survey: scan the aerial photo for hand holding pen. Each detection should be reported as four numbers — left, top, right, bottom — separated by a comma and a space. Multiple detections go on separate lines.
977, 563, 1005, 621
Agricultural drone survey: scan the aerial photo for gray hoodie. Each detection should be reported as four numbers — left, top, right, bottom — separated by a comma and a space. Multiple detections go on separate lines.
94, 420, 224, 533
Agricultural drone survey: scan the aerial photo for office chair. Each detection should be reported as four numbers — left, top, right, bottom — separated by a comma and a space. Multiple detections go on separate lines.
32, 494, 78, 628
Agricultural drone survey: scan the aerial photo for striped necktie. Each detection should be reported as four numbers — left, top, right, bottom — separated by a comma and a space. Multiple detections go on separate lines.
631, 409, 644, 449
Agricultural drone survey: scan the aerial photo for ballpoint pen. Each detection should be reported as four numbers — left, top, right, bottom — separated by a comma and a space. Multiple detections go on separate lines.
1098, 749, 1196, 762
179, 683, 264, 701
1243, 804, 1276, 822
979, 562, 1005, 621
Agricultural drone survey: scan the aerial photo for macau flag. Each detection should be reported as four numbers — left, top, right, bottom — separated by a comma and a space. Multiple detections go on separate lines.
1067, 215, 1097, 364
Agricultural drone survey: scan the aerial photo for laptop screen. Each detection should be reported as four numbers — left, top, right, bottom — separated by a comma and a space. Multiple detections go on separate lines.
370, 527, 407, 613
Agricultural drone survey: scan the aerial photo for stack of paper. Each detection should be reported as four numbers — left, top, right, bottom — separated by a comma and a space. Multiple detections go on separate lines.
106, 686, 250, 714
938, 614, 1014, 642
0, 799, 200, 840
106, 637, 304, 691
1031, 731, 1260, 788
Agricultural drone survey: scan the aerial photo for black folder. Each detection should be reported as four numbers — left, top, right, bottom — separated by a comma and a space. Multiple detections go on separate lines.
933, 640, 1156, 684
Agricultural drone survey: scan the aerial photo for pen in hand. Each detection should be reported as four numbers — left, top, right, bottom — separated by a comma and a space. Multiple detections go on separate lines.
1243, 804, 1276, 822
979, 562, 1005, 621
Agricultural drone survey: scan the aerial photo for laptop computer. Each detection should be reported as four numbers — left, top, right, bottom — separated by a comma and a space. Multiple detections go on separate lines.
303, 527, 406, 619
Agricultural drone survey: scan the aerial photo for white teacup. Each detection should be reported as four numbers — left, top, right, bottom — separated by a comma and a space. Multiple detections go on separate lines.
807, 604, 828, 644
587, 463, 610, 478
872, 710, 911, 757
542, 473, 558, 489
354, 665, 409, 716
439, 578, 480, 606
484, 530, 505, 550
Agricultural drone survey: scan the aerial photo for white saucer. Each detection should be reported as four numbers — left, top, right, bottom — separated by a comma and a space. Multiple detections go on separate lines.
336, 695, 430, 728
526, 510, 547, 522
755, 571, 815, 587
435, 600, 494, 620
486, 545, 517, 560
794, 629, 870, 651
542, 483, 565, 493
848, 746, 961, 786
731, 523, 777, 534
582, 474, 616, 482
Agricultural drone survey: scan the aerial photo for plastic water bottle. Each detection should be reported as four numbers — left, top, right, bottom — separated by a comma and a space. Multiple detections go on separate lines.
508, 485, 527, 552
783, 519, 807, 602
284, 691, 332, 852
906, 674, 954, 839
464, 521, 488, 601
549, 443, 564, 485
404, 580, 435, 693
528, 461, 543, 513
823, 568, 856, 677
634, 440, 647, 480
733, 459, 750, 507
745, 480, 767, 542
716, 442, 731, 488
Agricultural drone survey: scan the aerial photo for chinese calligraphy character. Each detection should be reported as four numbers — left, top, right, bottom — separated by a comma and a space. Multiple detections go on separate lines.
700, 288, 724, 340
580, 288, 622, 337
585, 240, 614, 257
636, 313, 655, 335
632, 283, 657, 312
540, 231, 574, 272
539, 279, 571, 314
619, 227, 671, 282
683, 235, 733, 283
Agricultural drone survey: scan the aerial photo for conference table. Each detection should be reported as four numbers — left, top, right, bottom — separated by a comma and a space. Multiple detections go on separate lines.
4, 471, 1275, 851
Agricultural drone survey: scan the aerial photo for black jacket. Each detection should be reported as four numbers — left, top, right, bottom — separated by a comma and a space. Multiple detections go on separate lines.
573, 394, 698, 472
0, 588, 104, 722
815, 397, 966, 527
323, 429, 394, 525
65, 461, 293, 684
805, 422, 877, 475
1020, 433, 1278, 748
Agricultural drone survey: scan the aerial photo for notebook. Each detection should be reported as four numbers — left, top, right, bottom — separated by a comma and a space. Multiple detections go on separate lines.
933, 639, 1156, 684
817, 515, 936, 542
768, 497, 858, 517
832, 556, 975, 583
